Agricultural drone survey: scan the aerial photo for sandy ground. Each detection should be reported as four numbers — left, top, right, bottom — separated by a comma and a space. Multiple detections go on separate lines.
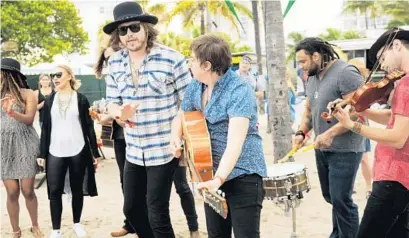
1, 114, 376, 238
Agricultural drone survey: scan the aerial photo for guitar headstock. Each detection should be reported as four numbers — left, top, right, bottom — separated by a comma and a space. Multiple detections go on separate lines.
201, 189, 228, 219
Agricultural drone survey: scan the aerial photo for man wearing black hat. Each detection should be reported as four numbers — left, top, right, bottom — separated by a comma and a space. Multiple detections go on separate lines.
332, 27, 409, 238
103, 2, 193, 238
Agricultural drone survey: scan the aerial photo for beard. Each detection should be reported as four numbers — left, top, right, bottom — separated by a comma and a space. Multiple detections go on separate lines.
125, 38, 147, 52
308, 63, 320, 77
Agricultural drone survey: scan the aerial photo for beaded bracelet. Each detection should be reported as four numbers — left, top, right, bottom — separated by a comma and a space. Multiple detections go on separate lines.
351, 122, 363, 134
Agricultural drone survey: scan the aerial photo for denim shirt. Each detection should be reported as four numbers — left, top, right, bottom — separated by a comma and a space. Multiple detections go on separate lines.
181, 69, 267, 181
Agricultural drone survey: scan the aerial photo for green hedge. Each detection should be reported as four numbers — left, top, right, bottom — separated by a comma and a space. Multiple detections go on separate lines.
27, 75, 106, 104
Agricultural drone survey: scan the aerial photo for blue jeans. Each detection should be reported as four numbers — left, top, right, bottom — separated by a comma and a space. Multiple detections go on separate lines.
315, 150, 362, 238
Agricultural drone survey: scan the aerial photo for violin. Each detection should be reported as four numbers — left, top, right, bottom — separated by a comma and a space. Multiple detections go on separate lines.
321, 69, 406, 121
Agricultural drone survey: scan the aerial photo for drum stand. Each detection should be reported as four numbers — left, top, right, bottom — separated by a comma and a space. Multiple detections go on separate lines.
275, 181, 304, 238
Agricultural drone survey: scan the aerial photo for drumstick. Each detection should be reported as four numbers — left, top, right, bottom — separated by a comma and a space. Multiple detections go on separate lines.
278, 147, 298, 164
278, 144, 316, 163
301, 144, 315, 152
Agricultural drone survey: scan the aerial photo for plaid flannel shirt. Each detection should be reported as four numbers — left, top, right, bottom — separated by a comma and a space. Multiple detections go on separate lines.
106, 44, 191, 166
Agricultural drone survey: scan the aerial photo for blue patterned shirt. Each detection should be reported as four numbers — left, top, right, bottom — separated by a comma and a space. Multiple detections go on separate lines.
181, 69, 267, 181
106, 44, 191, 166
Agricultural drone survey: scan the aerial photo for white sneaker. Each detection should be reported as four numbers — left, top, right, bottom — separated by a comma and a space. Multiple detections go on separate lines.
49, 230, 63, 238
73, 223, 87, 237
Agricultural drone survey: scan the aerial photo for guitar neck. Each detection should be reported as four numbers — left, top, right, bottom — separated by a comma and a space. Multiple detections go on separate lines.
184, 146, 203, 183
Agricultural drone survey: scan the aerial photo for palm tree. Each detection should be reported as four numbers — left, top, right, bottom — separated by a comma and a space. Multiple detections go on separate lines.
252, 0, 262, 74
342, 1, 379, 29
262, 1, 292, 163
386, 19, 409, 29
168, 0, 252, 35
158, 32, 192, 54
286, 32, 304, 63
138, 0, 169, 23
157, 30, 252, 57
319, 28, 344, 41
343, 30, 364, 40
380, 1, 409, 28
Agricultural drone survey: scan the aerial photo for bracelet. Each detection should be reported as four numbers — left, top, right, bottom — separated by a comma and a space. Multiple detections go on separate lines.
351, 122, 363, 134
295, 130, 306, 139
214, 175, 225, 185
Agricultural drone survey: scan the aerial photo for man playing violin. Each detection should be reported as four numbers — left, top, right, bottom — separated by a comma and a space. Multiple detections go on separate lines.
294, 37, 365, 238
331, 28, 409, 238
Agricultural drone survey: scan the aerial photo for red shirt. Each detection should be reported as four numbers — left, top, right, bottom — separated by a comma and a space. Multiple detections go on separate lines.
373, 74, 409, 190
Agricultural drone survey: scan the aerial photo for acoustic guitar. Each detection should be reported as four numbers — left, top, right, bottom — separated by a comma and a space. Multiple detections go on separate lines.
181, 111, 228, 219
89, 103, 114, 141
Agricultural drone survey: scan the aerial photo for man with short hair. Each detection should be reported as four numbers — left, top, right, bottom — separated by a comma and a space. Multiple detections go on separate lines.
171, 34, 267, 238
103, 2, 193, 237
333, 27, 409, 238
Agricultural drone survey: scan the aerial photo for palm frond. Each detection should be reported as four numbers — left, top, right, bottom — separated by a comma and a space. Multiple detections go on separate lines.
168, 1, 198, 19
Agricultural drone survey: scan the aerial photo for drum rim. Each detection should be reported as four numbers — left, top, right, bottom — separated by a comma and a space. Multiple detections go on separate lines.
265, 163, 307, 179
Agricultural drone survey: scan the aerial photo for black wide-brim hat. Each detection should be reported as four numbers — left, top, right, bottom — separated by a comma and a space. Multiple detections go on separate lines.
368, 27, 409, 65
1, 58, 26, 80
103, 1, 158, 34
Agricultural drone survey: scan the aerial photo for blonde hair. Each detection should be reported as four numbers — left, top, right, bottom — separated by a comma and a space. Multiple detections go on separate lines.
348, 58, 369, 79
57, 64, 81, 90
38, 73, 51, 89
286, 67, 296, 94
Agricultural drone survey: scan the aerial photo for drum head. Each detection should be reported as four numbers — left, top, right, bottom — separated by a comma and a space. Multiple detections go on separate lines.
267, 163, 305, 178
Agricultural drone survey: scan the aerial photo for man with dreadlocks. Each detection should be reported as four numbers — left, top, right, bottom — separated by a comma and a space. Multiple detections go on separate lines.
293, 38, 365, 238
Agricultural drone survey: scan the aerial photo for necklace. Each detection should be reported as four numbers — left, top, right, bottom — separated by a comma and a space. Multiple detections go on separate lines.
314, 78, 320, 99
314, 62, 332, 99
57, 92, 73, 119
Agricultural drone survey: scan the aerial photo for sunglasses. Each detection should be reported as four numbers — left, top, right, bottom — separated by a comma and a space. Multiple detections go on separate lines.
50, 72, 63, 79
118, 23, 141, 36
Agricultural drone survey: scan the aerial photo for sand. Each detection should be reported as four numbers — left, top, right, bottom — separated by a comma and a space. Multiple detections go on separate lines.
1, 114, 375, 237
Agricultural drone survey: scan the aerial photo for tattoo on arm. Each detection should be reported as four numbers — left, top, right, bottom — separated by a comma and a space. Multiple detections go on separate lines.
300, 99, 312, 132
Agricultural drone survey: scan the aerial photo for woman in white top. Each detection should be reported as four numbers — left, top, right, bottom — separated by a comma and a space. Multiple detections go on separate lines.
37, 64, 101, 238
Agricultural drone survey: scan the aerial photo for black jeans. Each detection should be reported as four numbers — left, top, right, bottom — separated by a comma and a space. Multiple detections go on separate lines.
173, 165, 198, 232
123, 158, 178, 238
47, 148, 86, 229
357, 181, 409, 238
204, 174, 264, 238
315, 151, 362, 238
113, 139, 134, 233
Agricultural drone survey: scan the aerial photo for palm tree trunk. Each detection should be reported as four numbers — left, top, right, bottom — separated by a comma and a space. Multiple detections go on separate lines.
200, 4, 205, 35
364, 9, 369, 29
262, 0, 292, 163
252, 0, 263, 75
373, 16, 377, 29
206, 5, 212, 33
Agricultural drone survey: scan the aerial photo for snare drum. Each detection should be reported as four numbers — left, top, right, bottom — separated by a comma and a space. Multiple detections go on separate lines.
263, 163, 310, 199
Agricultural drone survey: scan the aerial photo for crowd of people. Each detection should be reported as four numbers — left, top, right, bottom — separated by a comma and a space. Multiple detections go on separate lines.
1, 1, 408, 238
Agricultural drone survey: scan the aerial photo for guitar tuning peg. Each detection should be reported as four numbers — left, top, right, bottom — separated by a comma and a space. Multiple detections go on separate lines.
222, 192, 225, 198
217, 190, 222, 195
